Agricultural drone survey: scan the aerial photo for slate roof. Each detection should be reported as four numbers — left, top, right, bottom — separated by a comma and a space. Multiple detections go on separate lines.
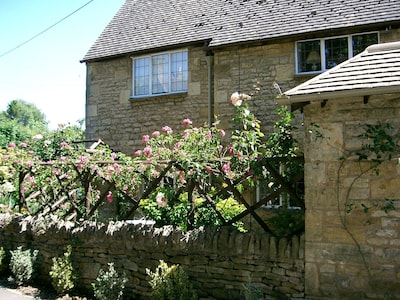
82, 0, 400, 62
282, 41, 400, 103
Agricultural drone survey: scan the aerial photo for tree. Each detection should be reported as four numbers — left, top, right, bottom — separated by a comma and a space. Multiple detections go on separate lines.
0, 100, 48, 148
6, 99, 47, 129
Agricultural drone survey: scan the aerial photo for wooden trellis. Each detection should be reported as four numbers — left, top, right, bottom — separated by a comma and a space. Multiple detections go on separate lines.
14, 155, 303, 234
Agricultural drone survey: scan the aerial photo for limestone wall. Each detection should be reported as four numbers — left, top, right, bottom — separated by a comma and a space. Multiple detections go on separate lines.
303, 94, 400, 299
0, 214, 305, 299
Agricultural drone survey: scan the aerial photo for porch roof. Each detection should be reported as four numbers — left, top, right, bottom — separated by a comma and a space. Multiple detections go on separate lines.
281, 41, 400, 104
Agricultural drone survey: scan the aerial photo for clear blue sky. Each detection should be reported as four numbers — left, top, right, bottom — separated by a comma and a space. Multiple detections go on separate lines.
0, 0, 125, 129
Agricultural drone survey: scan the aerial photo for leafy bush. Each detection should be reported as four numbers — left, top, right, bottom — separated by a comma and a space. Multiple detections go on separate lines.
92, 262, 128, 300
147, 260, 197, 300
9, 246, 38, 285
49, 245, 77, 294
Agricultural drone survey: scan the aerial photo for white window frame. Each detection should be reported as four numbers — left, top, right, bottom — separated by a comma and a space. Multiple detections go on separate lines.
131, 49, 188, 98
256, 180, 302, 210
295, 32, 379, 75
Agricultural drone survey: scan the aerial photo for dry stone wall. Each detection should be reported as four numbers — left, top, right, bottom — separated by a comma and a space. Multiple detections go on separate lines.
0, 214, 305, 299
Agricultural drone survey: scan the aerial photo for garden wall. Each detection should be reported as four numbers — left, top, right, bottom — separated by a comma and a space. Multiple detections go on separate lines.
0, 214, 305, 299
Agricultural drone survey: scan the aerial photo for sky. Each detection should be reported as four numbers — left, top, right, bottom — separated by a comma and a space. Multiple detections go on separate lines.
0, 0, 125, 129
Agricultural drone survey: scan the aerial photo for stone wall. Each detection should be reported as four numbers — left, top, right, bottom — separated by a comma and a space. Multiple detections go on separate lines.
0, 214, 305, 299
303, 94, 400, 299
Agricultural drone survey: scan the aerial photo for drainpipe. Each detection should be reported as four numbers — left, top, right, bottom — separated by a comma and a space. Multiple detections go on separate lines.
205, 50, 214, 127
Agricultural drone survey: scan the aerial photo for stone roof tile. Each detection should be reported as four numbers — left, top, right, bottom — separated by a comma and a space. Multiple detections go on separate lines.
82, 0, 400, 61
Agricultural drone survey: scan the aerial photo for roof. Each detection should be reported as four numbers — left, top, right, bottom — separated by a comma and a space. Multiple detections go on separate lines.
281, 41, 400, 104
82, 0, 400, 62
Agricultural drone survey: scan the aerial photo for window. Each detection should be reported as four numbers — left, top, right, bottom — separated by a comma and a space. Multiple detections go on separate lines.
296, 32, 378, 74
132, 50, 188, 97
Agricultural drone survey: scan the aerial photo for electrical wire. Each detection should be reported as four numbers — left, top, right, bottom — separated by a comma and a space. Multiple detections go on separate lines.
0, 0, 94, 59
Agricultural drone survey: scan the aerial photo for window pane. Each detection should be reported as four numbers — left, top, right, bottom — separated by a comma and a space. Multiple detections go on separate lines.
352, 33, 378, 55
297, 40, 321, 73
325, 37, 348, 69
134, 58, 150, 96
152, 54, 169, 94
171, 51, 188, 92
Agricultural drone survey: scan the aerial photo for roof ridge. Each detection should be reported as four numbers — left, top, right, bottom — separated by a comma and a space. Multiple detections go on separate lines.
366, 41, 400, 53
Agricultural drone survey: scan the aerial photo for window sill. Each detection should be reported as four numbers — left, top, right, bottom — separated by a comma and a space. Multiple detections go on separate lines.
130, 91, 188, 101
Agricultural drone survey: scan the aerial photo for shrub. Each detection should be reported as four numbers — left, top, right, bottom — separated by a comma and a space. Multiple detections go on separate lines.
147, 260, 197, 300
9, 246, 38, 285
92, 262, 128, 300
49, 245, 77, 294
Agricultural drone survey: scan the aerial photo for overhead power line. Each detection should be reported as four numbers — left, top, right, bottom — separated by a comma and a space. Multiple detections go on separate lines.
0, 0, 94, 59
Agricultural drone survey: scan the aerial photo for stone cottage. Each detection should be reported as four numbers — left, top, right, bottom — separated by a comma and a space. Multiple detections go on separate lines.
81, 0, 400, 155
281, 41, 400, 298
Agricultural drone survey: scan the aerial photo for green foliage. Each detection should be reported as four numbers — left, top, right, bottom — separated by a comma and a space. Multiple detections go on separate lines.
357, 122, 398, 163
9, 246, 39, 285
266, 209, 304, 238
147, 260, 197, 300
49, 245, 77, 294
243, 276, 264, 300
0, 100, 48, 148
0, 247, 6, 273
266, 106, 297, 158
6, 99, 47, 129
92, 262, 128, 300
139, 190, 246, 231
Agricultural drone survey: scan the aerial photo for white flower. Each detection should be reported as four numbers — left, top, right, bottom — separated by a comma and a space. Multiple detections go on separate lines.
32, 134, 43, 141
230, 92, 242, 107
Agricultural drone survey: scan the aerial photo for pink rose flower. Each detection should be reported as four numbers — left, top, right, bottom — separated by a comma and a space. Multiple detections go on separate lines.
162, 126, 173, 134
152, 131, 160, 138
182, 118, 193, 127
220, 129, 226, 137
143, 146, 152, 157
222, 162, 231, 174
8, 142, 16, 149
106, 191, 113, 203
142, 134, 150, 144
20, 142, 27, 148
134, 150, 142, 156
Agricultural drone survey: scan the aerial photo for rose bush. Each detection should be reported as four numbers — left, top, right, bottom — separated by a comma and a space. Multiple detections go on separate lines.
0, 91, 302, 234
